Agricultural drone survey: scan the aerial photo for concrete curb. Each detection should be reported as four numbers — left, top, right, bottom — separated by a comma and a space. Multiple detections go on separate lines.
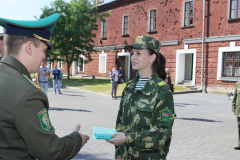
173, 89, 202, 94
60, 84, 203, 96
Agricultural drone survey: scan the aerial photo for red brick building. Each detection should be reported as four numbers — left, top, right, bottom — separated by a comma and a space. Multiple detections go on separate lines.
1, 0, 240, 93
71, 0, 240, 93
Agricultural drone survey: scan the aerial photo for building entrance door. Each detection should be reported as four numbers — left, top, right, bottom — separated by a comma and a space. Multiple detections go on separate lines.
117, 50, 131, 81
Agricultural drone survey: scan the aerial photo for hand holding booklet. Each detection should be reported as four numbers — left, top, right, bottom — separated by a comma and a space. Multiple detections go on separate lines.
92, 126, 116, 140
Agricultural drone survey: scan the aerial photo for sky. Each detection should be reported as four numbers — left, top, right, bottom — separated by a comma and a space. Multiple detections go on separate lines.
0, 0, 113, 32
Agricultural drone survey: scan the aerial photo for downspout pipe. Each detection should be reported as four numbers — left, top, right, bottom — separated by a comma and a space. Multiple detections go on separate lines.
201, 0, 206, 90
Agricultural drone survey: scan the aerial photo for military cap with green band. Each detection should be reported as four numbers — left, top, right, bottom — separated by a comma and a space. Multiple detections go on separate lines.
0, 13, 60, 50
124, 35, 161, 54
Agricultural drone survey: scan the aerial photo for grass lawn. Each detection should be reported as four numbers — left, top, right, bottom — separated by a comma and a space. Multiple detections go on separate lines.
49, 77, 187, 96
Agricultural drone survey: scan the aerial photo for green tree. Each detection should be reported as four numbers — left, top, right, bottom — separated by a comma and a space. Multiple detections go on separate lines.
40, 0, 111, 79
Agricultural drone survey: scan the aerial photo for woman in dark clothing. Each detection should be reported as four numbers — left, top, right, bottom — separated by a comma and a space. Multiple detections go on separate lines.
166, 68, 177, 117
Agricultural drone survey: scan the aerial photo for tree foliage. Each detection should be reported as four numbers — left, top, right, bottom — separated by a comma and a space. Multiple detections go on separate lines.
40, 0, 111, 79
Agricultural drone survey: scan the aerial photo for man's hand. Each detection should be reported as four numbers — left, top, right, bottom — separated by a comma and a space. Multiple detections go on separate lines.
106, 132, 125, 146
233, 112, 236, 115
74, 124, 90, 148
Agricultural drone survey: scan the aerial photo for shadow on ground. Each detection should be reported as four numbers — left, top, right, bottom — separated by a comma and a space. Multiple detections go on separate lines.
176, 117, 222, 123
49, 107, 92, 112
73, 153, 113, 160
174, 103, 198, 107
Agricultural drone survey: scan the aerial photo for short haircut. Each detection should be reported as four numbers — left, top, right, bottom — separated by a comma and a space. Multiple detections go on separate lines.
4, 34, 41, 56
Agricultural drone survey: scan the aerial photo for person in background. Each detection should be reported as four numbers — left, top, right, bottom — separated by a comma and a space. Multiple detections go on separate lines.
109, 64, 119, 100
165, 68, 172, 88
119, 66, 125, 82
107, 35, 174, 160
0, 13, 89, 160
59, 68, 63, 88
52, 64, 62, 94
37, 60, 51, 95
165, 68, 177, 117
232, 81, 240, 150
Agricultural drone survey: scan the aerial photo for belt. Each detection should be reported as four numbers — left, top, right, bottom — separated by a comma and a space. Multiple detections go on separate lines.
39, 81, 48, 83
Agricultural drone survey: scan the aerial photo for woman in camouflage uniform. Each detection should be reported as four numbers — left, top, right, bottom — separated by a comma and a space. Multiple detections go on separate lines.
107, 36, 175, 160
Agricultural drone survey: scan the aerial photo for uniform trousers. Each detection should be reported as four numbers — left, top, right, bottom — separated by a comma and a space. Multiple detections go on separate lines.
238, 117, 240, 147
111, 81, 118, 98
40, 82, 48, 96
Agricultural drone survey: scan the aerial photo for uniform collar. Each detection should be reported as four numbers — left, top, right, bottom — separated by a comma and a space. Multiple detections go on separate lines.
0, 55, 31, 79
126, 72, 161, 96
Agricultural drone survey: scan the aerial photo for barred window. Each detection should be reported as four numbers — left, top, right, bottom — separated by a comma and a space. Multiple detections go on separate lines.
230, 0, 240, 19
102, 21, 106, 38
149, 10, 156, 31
184, 1, 193, 26
78, 57, 84, 72
123, 16, 129, 35
222, 52, 240, 77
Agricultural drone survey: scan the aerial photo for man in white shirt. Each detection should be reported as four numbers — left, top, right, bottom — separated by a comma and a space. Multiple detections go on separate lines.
37, 60, 51, 95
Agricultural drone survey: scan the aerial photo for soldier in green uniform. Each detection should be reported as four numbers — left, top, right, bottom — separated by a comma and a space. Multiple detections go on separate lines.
0, 14, 89, 159
232, 82, 240, 150
107, 36, 174, 160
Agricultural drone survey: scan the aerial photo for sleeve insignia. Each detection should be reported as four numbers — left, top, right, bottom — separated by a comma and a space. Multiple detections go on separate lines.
160, 108, 172, 122
37, 108, 52, 132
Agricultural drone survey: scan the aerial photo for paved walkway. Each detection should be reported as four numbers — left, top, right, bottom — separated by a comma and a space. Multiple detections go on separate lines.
47, 86, 240, 160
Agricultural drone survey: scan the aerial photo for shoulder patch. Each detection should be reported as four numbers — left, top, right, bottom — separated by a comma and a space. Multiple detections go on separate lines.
37, 108, 52, 132
160, 108, 172, 122
22, 74, 43, 91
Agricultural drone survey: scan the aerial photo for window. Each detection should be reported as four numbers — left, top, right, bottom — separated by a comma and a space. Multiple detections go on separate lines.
78, 56, 84, 72
58, 61, 62, 69
230, 0, 240, 19
101, 21, 107, 38
149, 10, 156, 32
99, 51, 107, 73
184, 1, 193, 26
122, 16, 129, 35
222, 52, 240, 77
48, 61, 52, 69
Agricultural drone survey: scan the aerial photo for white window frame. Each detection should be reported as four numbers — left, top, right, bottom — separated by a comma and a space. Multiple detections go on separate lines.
48, 61, 52, 69
101, 21, 107, 38
148, 9, 157, 32
58, 56, 63, 69
182, 1, 194, 27
122, 15, 129, 35
99, 51, 107, 73
217, 42, 240, 81
228, 0, 240, 19
78, 55, 85, 72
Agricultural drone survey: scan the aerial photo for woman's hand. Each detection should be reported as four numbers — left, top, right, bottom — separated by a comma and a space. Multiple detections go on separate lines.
106, 132, 126, 146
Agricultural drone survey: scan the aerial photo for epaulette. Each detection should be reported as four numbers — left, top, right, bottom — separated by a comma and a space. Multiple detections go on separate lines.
22, 74, 43, 91
157, 81, 169, 90
127, 80, 132, 84
237, 81, 240, 83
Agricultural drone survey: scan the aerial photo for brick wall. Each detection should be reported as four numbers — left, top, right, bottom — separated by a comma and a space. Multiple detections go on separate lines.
86, 0, 240, 91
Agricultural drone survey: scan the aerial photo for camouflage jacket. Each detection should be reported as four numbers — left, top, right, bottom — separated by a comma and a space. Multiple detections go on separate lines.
115, 72, 174, 160
232, 82, 240, 117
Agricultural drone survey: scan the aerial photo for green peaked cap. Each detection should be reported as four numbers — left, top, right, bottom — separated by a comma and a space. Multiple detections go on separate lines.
0, 13, 60, 50
125, 35, 161, 54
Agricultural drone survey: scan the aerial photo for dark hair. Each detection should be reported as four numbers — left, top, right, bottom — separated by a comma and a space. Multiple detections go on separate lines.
148, 48, 166, 80
4, 34, 41, 56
